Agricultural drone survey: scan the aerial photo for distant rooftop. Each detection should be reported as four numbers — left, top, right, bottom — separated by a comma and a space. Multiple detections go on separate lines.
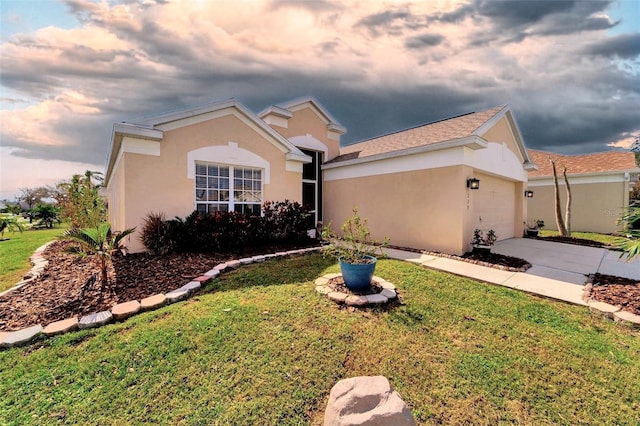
528, 150, 639, 177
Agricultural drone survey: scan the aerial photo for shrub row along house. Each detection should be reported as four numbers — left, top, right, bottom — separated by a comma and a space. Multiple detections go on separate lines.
104, 97, 536, 254
526, 150, 640, 234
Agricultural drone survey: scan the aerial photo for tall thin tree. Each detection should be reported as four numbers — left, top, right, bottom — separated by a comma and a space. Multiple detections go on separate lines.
551, 159, 571, 237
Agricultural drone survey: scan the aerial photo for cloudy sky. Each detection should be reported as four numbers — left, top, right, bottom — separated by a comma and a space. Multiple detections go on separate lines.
1, 0, 639, 200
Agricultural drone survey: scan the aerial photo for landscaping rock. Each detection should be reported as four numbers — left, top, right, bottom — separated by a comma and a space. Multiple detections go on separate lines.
324, 376, 416, 426
328, 292, 348, 303
588, 301, 620, 319
613, 310, 640, 328
379, 281, 396, 290
251, 255, 266, 262
43, 317, 79, 336
192, 275, 212, 284
180, 281, 201, 293
204, 269, 221, 277
366, 294, 388, 305
324, 273, 341, 280
239, 257, 254, 265
345, 295, 368, 307
141, 294, 166, 310
213, 263, 228, 271
315, 277, 330, 286
79, 311, 113, 329
380, 289, 397, 299
316, 286, 332, 295
0, 325, 43, 348
226, 260, 241, 269
111, 301, 141, 320
165, 288, 190, 303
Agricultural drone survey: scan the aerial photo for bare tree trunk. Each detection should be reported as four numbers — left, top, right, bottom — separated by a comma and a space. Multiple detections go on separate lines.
551, 160, 569, 236
563, 167, 572, 236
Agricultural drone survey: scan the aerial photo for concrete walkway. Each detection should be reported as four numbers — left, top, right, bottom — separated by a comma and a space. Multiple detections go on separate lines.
382, 239, 637, 307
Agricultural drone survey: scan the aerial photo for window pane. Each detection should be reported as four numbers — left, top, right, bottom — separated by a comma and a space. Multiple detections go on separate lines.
196, 189, 206, 201
208, 165, 218, 176
220, 190, 229, 201
196, 204, 207, 215
303, 182, 315, 211
196, 176, 206, 188
220, 178, 229, 189
220, 167, 229, 177
196, 163, 207, 176
302, 149, 317, 180
234, 168, 242, 178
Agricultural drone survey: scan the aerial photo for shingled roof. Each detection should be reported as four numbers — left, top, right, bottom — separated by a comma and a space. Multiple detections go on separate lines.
528, 150, 639, 178
328, 105, 507, 163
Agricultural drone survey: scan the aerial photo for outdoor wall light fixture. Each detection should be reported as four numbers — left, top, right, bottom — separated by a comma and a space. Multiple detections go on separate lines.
524, 190, 534, 198
467, 178, 480, 190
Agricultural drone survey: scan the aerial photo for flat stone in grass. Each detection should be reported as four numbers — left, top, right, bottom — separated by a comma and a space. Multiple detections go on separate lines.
165, 288, 190, 303
366, 294, 388, 304
324, 273, 341, 280
328, 292, 348, 303
381, 289, 397, 299
345, 295, 368, 306
239, 257, 254, 265
141, 294, 166, 310
315, 277, 330, 286
613, 310, 640, 328
1, 325, 43, 348
192, 275, 212, 284
43, 317, 79, 336
180, 281, 201, 293
111, 300, 141, 320
316, 286, 332, 295
79, 311, 113, 329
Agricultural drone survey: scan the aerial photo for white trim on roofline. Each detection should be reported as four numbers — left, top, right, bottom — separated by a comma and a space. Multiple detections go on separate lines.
259, 96, 346, 134
324, 142, 527, 182
528, 170, 638, 186
289, 134, 329, 159
324, 136, 488, 170
473, 106, 535, 168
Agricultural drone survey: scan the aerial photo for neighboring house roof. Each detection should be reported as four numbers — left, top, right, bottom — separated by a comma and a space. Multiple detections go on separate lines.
528, 150, 639, 178
326, 105, 533, 167
105, 98, 310, 185
259, 96, 346, 134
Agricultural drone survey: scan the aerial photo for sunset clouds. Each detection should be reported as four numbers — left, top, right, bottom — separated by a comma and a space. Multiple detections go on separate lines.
1, 0, 639, 198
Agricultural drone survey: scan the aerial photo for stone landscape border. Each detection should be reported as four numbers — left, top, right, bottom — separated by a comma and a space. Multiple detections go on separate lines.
0, 246, 323, 348
2, 244, 638, 349
315, 273, 398, 306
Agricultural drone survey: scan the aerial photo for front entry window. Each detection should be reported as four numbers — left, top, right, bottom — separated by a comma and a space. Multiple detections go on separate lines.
301, 149, 323, 224
195, 162, 262, 215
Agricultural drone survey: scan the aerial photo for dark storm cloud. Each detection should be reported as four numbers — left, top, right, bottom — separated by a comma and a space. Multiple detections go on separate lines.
405, 33, 444, 49
354, 8, 427, 37
584, 33, 640, 59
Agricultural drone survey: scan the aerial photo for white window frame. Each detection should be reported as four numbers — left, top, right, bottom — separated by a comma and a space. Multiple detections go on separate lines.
195, 161, 263, 215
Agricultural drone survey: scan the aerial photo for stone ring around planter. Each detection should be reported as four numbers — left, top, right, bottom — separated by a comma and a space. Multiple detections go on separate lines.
315, 273, 398, 307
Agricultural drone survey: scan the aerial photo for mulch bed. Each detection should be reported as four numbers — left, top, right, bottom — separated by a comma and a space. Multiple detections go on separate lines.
461, 251, 531, 270
531, 235, 611, 249
589, 274, 640, 316
0, 240, 318, 332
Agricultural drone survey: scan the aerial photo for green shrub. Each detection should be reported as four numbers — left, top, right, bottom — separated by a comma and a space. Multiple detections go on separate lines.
139, 201, 312, 255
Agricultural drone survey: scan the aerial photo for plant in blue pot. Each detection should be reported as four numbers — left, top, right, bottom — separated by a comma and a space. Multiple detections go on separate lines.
322, 208, 388, 291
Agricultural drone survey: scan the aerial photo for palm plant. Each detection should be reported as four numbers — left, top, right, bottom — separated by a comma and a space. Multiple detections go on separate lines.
32, 204, 60, 228
618, 203, 640, 261
0, 215, 24, 239
62, 223, 136, 289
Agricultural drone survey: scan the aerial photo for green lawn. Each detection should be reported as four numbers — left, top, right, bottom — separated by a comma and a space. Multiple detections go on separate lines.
539, 230, 628, 247
1, 255, 639, 425
0, 227, 64, 292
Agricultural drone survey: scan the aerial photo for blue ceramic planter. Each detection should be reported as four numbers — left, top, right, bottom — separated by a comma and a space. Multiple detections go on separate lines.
339, 255, 377, 290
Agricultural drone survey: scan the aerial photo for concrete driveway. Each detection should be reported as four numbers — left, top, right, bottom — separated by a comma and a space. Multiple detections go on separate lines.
492, 238, 640, 284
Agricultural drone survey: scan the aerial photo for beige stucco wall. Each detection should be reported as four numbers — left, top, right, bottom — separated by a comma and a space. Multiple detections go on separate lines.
471, 171, 525, 240
106, 153, 127, 233
268, 105, 341, 161
324, 166, 471, 254
111, 112, 304, 252
479, 116, 522, 159
527, 179, 628, 234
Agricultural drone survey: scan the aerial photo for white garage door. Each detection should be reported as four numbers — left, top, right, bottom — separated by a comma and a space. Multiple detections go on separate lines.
473, 177, 516, 240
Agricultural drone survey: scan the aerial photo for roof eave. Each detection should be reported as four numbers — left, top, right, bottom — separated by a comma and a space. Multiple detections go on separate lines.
324, 136, 488, 169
